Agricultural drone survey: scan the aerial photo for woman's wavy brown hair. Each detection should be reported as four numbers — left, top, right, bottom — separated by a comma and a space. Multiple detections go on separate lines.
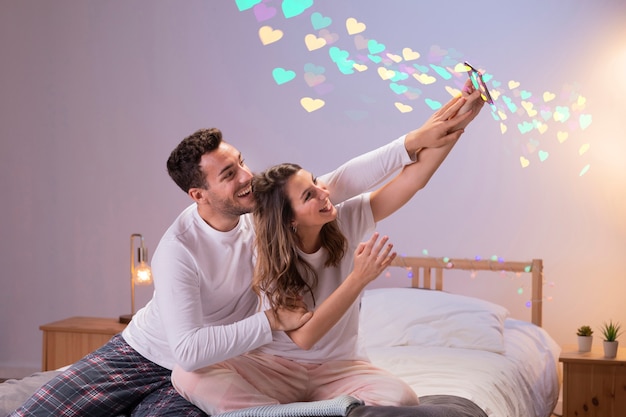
251, 163, 347, 311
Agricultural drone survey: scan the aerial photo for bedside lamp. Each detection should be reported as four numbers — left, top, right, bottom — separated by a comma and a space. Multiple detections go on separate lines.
119, 233, 153, 324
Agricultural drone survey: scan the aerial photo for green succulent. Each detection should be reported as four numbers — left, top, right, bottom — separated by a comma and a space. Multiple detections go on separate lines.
576, 325, 593, 337
601, 320, 622, 342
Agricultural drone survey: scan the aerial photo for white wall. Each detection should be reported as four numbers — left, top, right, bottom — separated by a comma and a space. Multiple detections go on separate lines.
1, 0, 625, 377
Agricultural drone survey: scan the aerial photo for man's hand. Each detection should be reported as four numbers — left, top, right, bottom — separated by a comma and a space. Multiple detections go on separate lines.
265, 305, 313, 331
404, 95, 471, 156
451, 78, 485, 130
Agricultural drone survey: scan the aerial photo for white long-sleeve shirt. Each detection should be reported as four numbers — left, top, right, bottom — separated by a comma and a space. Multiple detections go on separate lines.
122, 135, 412, 371
258, 193, 374, 363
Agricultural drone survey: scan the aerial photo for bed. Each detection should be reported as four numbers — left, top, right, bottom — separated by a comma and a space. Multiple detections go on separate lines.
0, 256, 560, 417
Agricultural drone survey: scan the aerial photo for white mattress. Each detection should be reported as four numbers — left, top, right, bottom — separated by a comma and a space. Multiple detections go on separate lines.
365, 318, 561, 417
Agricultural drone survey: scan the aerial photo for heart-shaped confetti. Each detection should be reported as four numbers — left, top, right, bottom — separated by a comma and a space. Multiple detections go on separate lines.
394, 102, 413, 113
282, 0, 313, 18
305, 34, 326, 51
258, 26, 283, 45
346, 17, 366, 34
272, 68, 296, 85
520, 156, 530, 168
236, 0, 262, 11
402, 47, 420, 61
310, 12, 332, 30
508, 80, 520, 89
300, 97, 325, 112
413, 73, 436, 85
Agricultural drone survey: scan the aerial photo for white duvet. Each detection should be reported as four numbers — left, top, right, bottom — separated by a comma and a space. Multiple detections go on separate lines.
358, 288, 561, 417
365, 319, 560, 417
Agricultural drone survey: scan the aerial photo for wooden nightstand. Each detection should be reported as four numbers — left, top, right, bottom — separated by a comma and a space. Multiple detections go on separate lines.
40, 316, 127, 371
559, 345, 626, 417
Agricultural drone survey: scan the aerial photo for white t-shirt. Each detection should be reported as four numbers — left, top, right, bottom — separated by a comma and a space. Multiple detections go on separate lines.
257, 193, 374, 363
122, 136, 411, 371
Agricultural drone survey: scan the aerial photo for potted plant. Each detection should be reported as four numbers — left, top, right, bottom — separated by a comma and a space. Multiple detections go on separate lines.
576, 325, 594, 352
600, 319, 622, 358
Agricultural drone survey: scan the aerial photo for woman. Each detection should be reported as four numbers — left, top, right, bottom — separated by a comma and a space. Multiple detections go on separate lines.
172, 92, 481, 414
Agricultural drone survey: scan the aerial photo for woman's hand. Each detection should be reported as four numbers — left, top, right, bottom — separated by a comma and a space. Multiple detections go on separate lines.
349, 232, 396, 286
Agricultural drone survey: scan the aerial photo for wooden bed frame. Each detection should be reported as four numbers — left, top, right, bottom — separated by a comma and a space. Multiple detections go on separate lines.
390, 256, 544, 327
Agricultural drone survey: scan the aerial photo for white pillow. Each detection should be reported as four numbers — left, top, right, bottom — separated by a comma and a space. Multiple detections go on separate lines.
358, 287, 510, 353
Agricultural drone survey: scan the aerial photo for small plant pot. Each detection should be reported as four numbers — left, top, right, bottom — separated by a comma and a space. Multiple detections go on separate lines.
577, 335, 593, 352
603, 340, 619, 358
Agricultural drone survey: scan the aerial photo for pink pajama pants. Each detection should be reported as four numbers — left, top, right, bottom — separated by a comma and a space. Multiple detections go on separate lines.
171, 351, 419, 415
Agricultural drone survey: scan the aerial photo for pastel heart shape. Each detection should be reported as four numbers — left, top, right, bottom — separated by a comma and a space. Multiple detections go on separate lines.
497, 110, 508, 120
346, 17, 366, 34
429, 64, 451, 80
543, 91, 556, 102
520, 156, 530, 168
520, 90, 532, 100
300, 97, 325, 112
402, 47, 420, 61
303, 72, 325, 87
258, 26, 283, 45
413, 73, 436, 85
553, 106, 571, 122
304, 63, 325, 74
353, 63, 368, 72
508, 80, 520, 89
389, 83, 408, 94
394, 102, 413, 113
578, 143, 590, 155
517, 121, 534, 134
318, 29, 339, 45
282, 0, 313, 18
328, 46, 349, 62
272, 68, 296, 85
424, 98, 442, 110
305, 34, 326, 51
390, 71, 408, 82
557, 131, 568, 143
253, 3, 277, 21
500, 123, 507, 134
386, 53, 402, 63
454, 62, 469, 73
538, 150, 549, 162
353, 34, 368, 50
521, 101, 537, 117
235, 0, 262, 11
377, 67, 395, 80
368, 54, 382, 63
445, 86, 461, 97
579, 114, 592, 130
367, 39, 385, 55
310, 12, 332, 30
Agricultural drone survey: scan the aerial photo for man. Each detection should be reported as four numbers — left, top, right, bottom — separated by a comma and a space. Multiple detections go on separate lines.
10, 87, 482, 416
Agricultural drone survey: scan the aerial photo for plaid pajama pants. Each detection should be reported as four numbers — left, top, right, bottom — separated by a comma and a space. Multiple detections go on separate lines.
8, 334, 207, 417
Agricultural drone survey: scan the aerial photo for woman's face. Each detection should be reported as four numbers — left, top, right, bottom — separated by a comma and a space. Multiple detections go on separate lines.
285, 169, 337, 232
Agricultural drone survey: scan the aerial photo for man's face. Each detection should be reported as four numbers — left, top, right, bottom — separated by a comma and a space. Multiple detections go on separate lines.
194, 142, 255, 228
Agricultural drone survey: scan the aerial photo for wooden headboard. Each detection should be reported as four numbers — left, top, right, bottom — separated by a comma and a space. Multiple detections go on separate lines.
390, 256, 544, 327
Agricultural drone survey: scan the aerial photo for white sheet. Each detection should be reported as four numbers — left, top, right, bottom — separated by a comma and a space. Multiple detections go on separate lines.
364, 318, 561, 417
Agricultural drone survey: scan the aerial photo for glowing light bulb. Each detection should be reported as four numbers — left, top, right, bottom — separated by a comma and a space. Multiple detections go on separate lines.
134, 261, 153, 285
